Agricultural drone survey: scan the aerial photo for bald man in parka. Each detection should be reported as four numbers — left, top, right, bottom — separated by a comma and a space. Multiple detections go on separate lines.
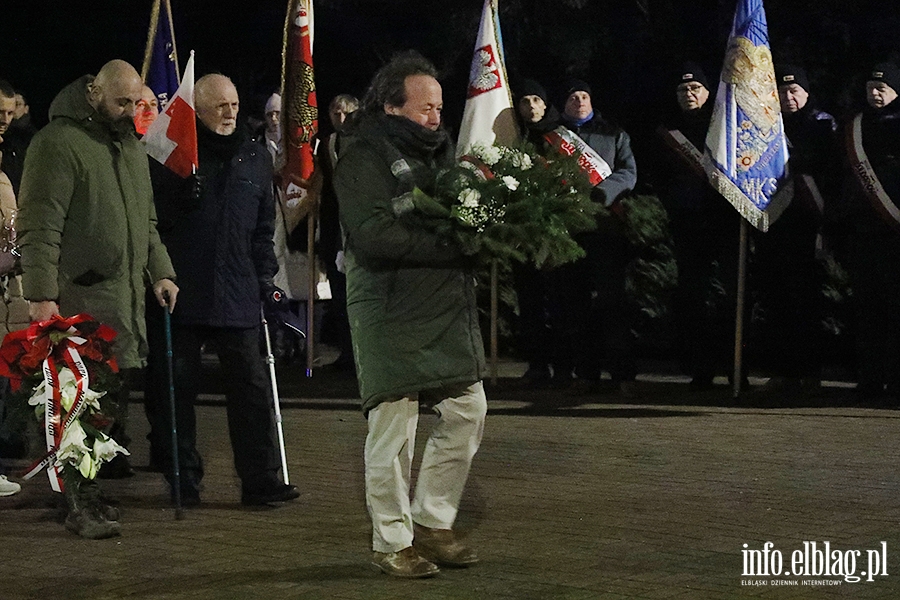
17, 60, 178, 539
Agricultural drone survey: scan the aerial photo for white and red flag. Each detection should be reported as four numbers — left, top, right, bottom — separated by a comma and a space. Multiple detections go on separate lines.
143, 50, 198, 178
456, 0, 518, 157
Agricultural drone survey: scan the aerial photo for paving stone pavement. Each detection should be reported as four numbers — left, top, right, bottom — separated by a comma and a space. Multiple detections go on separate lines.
1, 367, 899, 599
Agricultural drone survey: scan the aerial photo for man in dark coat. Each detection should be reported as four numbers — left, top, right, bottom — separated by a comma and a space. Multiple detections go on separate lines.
510, 79, 573, 385
656, 63, 741, 388
0, 79, 27, 197
843, 62, 900, 404
753, 64, 839, 391
334, 51, 487, 579
559, 79, 638, 393
150, 73, 298, 507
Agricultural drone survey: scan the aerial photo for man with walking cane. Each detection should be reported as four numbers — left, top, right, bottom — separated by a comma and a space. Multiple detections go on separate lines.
149, 73, 298, 507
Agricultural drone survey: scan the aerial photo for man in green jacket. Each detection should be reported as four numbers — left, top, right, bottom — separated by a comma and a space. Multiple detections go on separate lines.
17, 60, 178, 538
334, 51, 487, 579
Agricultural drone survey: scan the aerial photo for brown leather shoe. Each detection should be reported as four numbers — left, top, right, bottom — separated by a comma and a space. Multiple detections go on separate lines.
371, 546, 439, 578
413, 523, 479, 567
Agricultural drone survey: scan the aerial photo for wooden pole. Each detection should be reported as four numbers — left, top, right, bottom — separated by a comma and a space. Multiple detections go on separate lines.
732, 218, 748, 398
163, 0, 181, 82
490, 260, 498, 384
140, 0, 161, 82
306, 213, 315, 377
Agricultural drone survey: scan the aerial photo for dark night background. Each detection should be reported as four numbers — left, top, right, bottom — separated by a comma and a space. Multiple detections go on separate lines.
3, 0, 899, 151
2, 0, 899, 368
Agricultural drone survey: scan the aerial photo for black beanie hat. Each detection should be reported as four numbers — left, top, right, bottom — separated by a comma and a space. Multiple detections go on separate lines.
676, 62, 709, 91
515, 79, 549, 104
868, 62, 900, 93
775, 64, 810, 93
563, 79, 592, 99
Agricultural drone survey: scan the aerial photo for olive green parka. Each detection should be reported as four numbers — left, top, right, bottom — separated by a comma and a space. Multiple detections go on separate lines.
17, 75, 175, 368
334, 113, 485, 414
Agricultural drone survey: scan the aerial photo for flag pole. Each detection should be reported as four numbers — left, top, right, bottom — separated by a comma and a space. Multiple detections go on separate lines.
732, 218, 748, 398
490, 260, 498, 384
163, 0, 181, 83
140, 0, 161, 82
306, 212, 315, 378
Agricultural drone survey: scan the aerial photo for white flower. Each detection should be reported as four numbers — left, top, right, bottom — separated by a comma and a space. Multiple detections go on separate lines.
475, 144, 502, 166
458, 188, 481, 208
28, 381, 46, 408
508, 151, 533, 171
78, 452, 98, 479
30, 367, 104, 414
502, 176, 520, 191
56, 419, 90, 467
93, 433, 129, 463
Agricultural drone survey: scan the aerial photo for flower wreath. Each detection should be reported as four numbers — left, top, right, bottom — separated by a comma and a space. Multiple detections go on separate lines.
0, 314, 127, 491
403, 142, 602, 269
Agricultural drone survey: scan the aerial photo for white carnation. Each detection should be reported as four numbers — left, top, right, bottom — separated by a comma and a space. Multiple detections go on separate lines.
458, 188, 481, 208
502, 176, 520, 191
476, 145, 502, 166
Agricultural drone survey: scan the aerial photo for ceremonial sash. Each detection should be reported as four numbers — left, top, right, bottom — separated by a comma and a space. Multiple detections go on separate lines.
846, 112, 900, 233
544, 126, 612, 186
656, 126, 707, 180
795, 174, 825, 218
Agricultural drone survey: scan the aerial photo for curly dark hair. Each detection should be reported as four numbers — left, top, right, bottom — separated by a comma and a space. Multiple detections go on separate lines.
361, 50, 438, 114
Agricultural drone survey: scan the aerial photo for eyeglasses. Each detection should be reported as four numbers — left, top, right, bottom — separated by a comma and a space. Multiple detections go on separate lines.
678, 83, 706, 94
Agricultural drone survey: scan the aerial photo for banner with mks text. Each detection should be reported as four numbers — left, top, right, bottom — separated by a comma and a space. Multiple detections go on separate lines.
703, 0, 792, 232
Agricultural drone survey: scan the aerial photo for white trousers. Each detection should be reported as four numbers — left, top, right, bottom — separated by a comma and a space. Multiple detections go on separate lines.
365, 381, 487, 553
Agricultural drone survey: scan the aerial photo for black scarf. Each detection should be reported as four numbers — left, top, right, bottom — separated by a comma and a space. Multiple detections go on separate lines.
197, 121, 245, 177
370, 112, 452, 163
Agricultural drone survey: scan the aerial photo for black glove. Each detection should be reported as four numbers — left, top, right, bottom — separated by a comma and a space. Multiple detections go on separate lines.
261, 282, 306, 338
178, 173, 205, 208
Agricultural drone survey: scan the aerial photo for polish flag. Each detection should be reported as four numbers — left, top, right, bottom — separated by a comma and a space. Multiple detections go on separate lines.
143, 50, 197, 178
456, 0, 518, 157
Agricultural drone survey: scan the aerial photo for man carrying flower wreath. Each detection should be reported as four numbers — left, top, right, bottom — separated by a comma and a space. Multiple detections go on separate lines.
334, 50, 487, 579
16, 60, 179, 538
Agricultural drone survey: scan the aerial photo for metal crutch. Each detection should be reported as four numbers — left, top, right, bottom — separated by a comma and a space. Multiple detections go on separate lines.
260, 306, 298, 485
163, 297, 184, 520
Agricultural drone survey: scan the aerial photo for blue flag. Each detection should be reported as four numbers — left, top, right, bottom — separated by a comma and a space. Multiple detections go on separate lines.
704, 0, 792, 232
141, 0, 180, 107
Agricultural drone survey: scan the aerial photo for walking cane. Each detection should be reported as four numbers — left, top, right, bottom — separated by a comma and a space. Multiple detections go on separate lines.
260, 306, 295, 485
162, 295, 184, 520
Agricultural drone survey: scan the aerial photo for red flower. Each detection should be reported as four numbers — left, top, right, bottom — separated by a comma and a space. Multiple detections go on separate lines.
0, 313, 119, 389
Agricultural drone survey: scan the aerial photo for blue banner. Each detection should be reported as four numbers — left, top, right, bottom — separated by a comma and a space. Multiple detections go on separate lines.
703, 0, 792, 232
143, 0, 180, 108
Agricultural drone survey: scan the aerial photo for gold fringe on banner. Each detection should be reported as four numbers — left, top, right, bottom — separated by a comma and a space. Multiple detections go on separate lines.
704, 156, 793, 232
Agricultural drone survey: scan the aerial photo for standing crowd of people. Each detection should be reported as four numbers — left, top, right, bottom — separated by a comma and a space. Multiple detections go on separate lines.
0, 49, 898, 580
511, 60, 900, 409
